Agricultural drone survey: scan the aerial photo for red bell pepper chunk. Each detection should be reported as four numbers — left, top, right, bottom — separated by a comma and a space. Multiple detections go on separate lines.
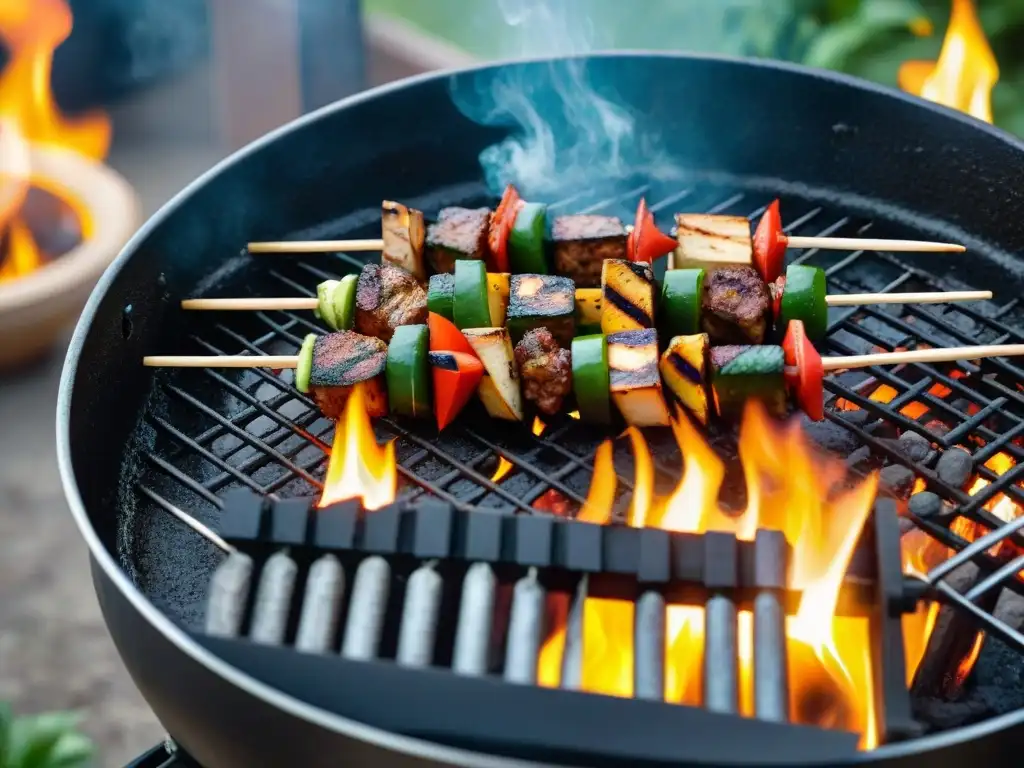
428, 312, 477, 357
430, 351, 484, 431
782, 319, 824, 421
753, 199, 788, 283
487, 184, 521, 273
628, 198, 677, 263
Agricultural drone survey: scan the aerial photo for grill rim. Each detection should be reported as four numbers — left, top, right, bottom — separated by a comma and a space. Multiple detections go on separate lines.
57, 51, 1024, 766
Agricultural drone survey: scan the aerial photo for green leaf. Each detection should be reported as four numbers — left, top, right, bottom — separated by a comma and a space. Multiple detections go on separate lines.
802, 0, 931, 70
2, 712, 93, 768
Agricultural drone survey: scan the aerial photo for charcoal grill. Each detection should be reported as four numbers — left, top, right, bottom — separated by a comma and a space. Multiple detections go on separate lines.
58, 53, 1024, 767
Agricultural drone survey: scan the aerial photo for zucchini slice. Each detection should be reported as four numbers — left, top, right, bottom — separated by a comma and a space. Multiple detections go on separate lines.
427, 273, 455, 321
709, 345, 787, 420
453, 260, 492, 330
571, 334, 611, 424
386, 324, 431, 419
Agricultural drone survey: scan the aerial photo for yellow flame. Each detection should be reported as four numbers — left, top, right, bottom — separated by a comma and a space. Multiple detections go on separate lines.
318, 383, 397, 510
898, 0, 998, 123
540, 402, 881, 748
490, 416, 546, 483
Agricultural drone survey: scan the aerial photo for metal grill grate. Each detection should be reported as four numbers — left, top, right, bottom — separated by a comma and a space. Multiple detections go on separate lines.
132, 182, 1024, 662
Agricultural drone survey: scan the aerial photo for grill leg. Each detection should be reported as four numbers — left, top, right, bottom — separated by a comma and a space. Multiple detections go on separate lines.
452, 563, 497, 676
341, 556, 391, 660
504, 568, 545, 685
295, 555, 346, 654
703, 594, 739, 714
634, 591, 666, 701
249, 552, 298, 646
396, 562, 443, 668
753, 591, 789, 722
560, 576, 588, 690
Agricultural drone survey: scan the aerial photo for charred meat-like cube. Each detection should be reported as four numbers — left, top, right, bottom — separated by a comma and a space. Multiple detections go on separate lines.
505, 274, 576, 346
425, 206, 491, 274
381, 200, 426, 281
551, 214, 628, 287
700, 265, 770, 345
672, 214, 753, 273
354, 263, 428, 343
514, 328, 572, 416
309, 331, 389, 419
607, 328, 671, 427
709, 345, 787, 421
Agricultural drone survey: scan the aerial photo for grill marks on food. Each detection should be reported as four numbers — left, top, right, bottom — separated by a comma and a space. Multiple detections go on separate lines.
700, 265, 770, 345
673, 213, 753, 272
601, 259, 655, 334
354, 263, 428, 343
551, 214, 628, 288
607, 329, 671, 427
659, 333, 711, 425
309, 330, 389, 418
709, 344, 786, 419
381, 200, 426, 281
425, 207, 491, 273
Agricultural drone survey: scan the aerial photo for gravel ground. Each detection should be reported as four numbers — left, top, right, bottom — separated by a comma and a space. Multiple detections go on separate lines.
0, 344, 166, 765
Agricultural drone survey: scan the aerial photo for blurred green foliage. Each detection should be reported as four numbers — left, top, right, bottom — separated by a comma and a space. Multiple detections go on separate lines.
0, 705, 92, 768
366, 0, 1024, 134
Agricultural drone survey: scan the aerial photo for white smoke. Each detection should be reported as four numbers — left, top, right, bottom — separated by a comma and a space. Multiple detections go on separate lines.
450, 0, 683, 197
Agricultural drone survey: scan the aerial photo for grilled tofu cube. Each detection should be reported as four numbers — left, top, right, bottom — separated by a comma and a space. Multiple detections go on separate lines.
309, 331, 389, 419
601, 259, 655, 334
505, 274, 576, 346
425, 207, 490, 274
659, 334, 711, 426
700, 265, 770, 345
381, 201, 426, 281
462, 327, 523, 421
551, 215, 627, 287
709, 345, 787, 420
672, 214, 753, 273
607, 329, 671, 427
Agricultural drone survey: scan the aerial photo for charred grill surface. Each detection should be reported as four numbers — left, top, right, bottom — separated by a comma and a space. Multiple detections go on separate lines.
119, 180, 1024, 738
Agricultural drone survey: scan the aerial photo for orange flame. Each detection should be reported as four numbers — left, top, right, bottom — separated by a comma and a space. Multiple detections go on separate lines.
898, 0, 998, 123
318, 384, 397, 510
0, 0, 111, 282
490, 416, 546, 483
540, 403, 880, 748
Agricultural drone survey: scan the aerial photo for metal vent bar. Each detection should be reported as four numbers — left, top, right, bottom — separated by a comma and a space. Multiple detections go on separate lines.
194, 489, 915, 759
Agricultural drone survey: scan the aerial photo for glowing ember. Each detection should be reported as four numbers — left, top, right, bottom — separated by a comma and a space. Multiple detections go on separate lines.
0, 0, 110, 283
540, 403, 880, 748
898, 0, 998, 123
490, 416, 546, 483
318, 383, 397, 510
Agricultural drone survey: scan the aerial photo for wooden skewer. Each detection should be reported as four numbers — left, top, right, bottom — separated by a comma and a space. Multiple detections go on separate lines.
822, 344, 1024, 372
246, 235, 966, 255
182, 290, 992, 313
247, 239, 384, 254
143, 355, 298, 368
181, 297, 319, 311
784, 236, 965, 253
824, 290, 991, 306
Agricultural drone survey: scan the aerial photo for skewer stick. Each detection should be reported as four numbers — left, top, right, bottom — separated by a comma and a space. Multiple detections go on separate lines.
824, 290, 991, 306
143, 355, 299, 368
784, 236, 965, 253
180, 297, 319, 311
822, 344, 1024, 372
247, 239, 384, 254
181, 289, 992, 313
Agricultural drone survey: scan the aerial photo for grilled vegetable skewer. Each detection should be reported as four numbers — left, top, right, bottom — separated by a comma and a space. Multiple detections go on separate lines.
143, 322, 1024, 426
245, 193, 964, 281
182, 264, 989, 346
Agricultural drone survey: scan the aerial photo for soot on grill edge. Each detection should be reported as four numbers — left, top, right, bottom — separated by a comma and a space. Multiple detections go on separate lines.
119, 182, 1024, 743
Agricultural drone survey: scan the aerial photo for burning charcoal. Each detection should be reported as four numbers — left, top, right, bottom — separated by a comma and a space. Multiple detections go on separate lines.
898, 431, 934, 463
799, 414, 861, 456
899, 516, 917, 536
973, 639, 1024, 716
908, 491, 943, 519
913, 696, 990, 732
924, 419, 950, 439
936, 447, 973, 489
879, 464, 916, 500
845, 445, 874, 473
994, 590, 1024, 632
837, 409, 871, 427
22, 186, 83, 257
